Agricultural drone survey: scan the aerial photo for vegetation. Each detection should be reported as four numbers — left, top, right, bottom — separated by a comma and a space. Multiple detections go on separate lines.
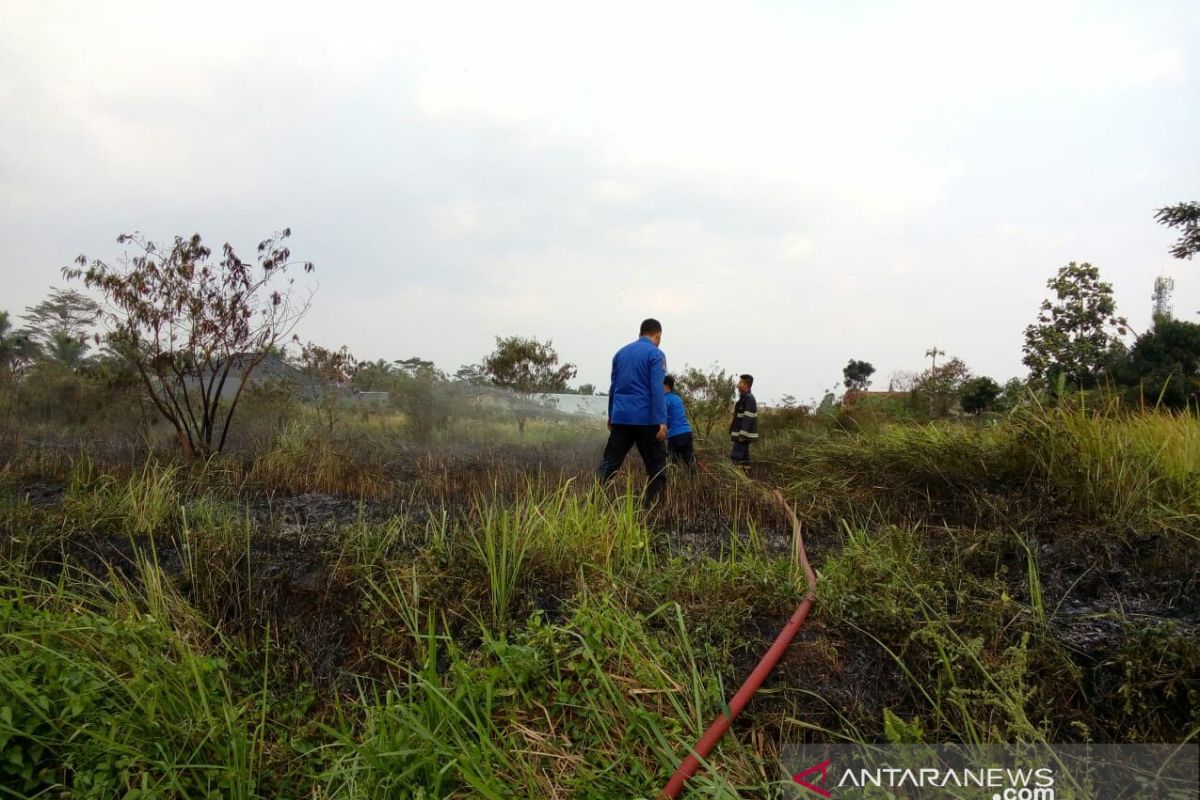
64, 229, 315, 459
2, 211, 1198, 796
842, 359, 875, 391
675, 364, 735, 438
1022, 262, 1129, 390
0, 393, 1195, 797
1156, 201, 1200, 260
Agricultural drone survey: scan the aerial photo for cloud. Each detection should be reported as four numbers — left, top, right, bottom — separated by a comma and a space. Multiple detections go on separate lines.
1, 0, 1197, 401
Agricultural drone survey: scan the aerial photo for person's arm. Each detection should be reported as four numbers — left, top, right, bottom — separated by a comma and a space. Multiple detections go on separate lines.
607, 356, 616, 428
650, 351, 667, 439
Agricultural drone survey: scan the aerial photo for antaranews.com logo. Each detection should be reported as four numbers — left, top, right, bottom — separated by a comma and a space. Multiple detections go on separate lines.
782, 744, 1198, 800
792, 757, 1056, 799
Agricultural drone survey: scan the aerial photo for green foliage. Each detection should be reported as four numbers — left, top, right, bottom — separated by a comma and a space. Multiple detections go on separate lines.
842, 359, 875, 391
22, 288, 101, 370
675, 363, 734, 439
914, 356, 971, 416
482, 335, 577, 394
0, 589, 258, 798
1155, 201, 1200, 260
1022, 262, 1129, 390
960, 376, 1002, 415
297, 341, 356, 433
1114, 318, 1200, 410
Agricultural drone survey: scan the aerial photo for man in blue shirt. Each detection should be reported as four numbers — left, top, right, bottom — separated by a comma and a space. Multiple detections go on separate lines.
662, 375, 695, 469
596, 318, 669, 506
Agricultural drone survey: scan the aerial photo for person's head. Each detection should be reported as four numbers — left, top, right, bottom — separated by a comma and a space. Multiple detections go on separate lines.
663, 374, 676, 394
738, 374, 754, 395
640, 318, 662, 347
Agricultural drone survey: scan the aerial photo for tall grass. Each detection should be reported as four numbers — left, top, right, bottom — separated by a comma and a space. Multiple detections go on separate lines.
781, 405, 1200, 536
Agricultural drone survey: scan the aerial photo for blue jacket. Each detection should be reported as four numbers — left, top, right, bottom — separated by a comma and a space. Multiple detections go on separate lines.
607, 337, 667, 425
665, 391, 691, 438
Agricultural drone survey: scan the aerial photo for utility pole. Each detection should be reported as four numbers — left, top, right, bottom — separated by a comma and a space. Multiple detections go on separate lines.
924, 346, 945, 369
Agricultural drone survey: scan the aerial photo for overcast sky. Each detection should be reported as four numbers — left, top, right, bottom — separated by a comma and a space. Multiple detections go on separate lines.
2, 0, 1197, 403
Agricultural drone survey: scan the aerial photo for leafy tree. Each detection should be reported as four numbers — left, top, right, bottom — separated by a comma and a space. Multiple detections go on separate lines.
453, 363, 489, 386
1116, 319, 1200, 410
23, 288, 100, 368
675, 364, 735, 439
482, 336, 576, 394
960, 376, 1002, 415
914, 357, 971, 416
395, 356, 445, 381
1022, 262, 1129, 390
481, 336, 575, 437
994, 377, 1028, 412
576, 383, 596, 396
298, 342, 356, 433
1155, 202, 1200, 260
65, 229, 314, 458
353, 359, 396, 391
842, 359, 875, 391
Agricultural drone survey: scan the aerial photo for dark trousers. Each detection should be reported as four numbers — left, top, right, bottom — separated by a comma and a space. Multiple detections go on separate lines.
730, 439, 751, 465
667, 432, 696, 469
596, 424, 668, 507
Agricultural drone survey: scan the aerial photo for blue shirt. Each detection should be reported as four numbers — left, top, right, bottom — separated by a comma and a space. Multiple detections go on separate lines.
665, 391, 691, 437
607, 336, 667, 425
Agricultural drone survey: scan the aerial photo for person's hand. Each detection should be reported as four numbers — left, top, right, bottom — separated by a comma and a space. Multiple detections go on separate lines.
656, 424, 667, 441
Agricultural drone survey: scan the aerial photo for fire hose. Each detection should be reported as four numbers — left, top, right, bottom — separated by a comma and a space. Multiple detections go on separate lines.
658, 471, 819, 799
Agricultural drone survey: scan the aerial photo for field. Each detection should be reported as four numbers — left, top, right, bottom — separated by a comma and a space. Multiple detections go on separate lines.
1, 404, 1197, 798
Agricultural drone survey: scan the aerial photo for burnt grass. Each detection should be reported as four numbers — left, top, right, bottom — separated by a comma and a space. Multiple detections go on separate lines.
2, 442, 1199, 747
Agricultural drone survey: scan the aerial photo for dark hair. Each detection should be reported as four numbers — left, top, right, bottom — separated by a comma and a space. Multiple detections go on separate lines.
739, 373, 754, 388
640, 318, 662, 335
663, 375, 676, 390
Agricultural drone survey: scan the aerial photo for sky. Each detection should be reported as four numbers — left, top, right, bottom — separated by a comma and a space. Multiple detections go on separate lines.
2, 0, 1198, 404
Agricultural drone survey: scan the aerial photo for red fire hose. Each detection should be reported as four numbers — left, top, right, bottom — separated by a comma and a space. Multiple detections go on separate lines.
658, 486, 818, 799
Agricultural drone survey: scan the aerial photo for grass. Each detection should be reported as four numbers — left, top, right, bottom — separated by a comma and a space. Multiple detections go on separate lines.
0, 404, 1196, 797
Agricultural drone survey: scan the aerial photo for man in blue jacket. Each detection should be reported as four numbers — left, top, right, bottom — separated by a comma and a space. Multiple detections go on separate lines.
596, 318, 669, 506
662, 375, 695, 469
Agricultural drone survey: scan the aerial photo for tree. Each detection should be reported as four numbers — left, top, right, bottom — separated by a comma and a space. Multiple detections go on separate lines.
576, 383, 596, 396
42, 331, 89, 371
675, 364, 735, 438
453, 363, 488, 386
960, 376, 1002, 415
482, 336, 576, 394
353, 359, 396, 391
1022, 262, 1129, 390
995, 377, 1028, 412
395, 356, 445, 381
65, 229, 314, 458
481, 336, 576, 437
23, 288, 100, 368
298, 342, 356, 433
1116, 319, 1200, 410
842, 359, 875, 391
1155, 202, 1199, 260
914, 357, 971, 416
